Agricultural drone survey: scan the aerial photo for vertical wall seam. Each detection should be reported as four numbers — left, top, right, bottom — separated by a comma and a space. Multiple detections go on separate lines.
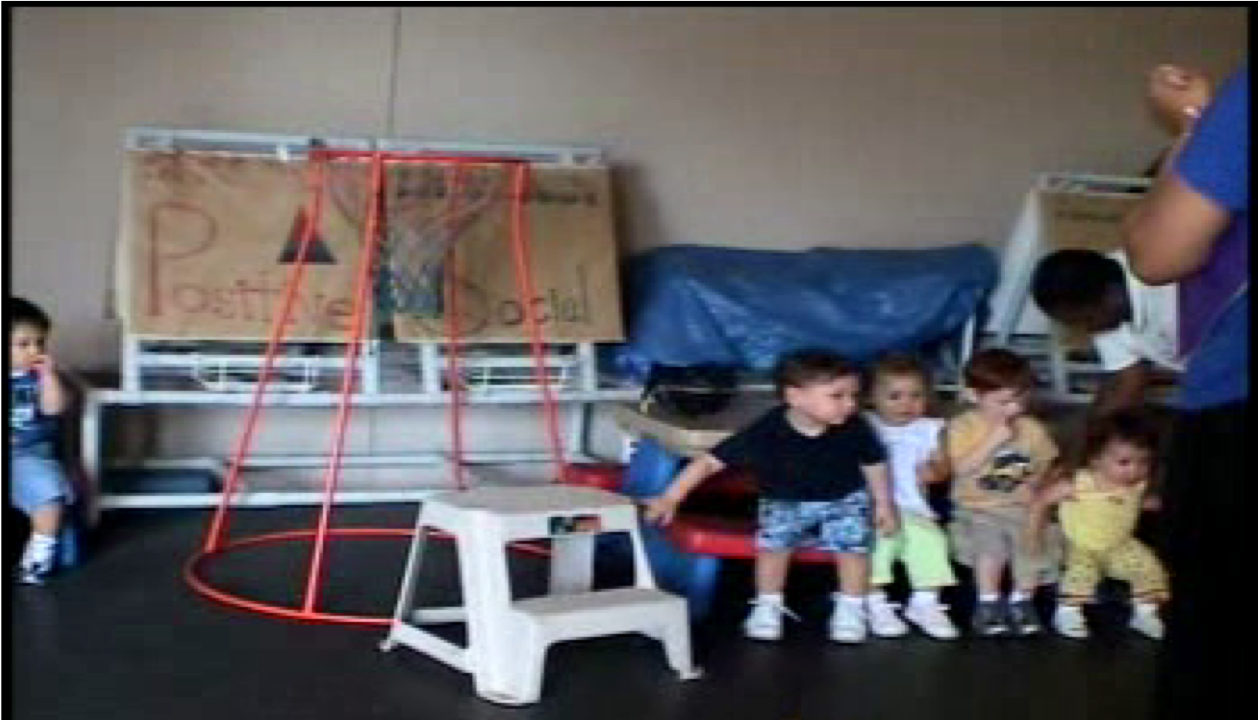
385, 7, 402, 138
371, 8, 403, 459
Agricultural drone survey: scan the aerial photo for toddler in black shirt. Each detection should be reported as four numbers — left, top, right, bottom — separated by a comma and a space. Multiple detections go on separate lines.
645, 349, 897, 643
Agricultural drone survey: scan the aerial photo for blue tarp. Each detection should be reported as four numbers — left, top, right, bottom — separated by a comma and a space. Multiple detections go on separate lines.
610, 243, 998, 380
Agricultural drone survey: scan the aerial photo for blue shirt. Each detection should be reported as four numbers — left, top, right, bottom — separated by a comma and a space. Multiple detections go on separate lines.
9, 370, 57, 449
1172, 65, 1249, 410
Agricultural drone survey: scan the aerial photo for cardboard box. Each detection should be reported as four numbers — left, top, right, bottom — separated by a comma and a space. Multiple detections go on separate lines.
1041, 190, 1145, 349
985, 175, 1148, 340
1040, 190, 1143, 253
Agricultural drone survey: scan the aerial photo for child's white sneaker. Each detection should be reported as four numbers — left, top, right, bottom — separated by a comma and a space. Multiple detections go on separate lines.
1130, 604, 1164, 640
743, 597, 792, 641
866, 596, 909, 638
1053, 605, 1089, 639
829, 596, 869, 644
903, 599, 960, 640
14, 561, 51, 586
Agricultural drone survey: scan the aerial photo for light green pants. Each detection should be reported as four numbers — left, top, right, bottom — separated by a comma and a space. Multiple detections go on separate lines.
871, 513, 957, 589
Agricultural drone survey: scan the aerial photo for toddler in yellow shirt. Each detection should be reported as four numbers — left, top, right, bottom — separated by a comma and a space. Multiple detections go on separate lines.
944, 349, 1062, 636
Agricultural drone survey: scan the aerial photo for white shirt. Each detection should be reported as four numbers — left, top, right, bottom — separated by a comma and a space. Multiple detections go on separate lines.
1092, 251, 1182, 373
865, 414, 943, 520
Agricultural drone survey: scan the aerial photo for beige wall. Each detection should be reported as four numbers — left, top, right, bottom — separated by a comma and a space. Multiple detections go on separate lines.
9, 7, 1247, 465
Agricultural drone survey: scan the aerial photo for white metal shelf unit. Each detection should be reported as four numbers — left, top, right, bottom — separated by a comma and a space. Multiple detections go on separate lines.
120, 336, 383, 395
93, 128, 636, 513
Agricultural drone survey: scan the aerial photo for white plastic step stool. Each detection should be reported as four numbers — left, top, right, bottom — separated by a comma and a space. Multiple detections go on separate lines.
380, 485, 701, 706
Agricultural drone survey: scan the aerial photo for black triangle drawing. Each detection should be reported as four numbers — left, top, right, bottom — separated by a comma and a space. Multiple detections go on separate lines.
278, 208, 337, 265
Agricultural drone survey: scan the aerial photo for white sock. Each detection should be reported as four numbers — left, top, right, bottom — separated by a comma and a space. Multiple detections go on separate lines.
910, 589, 939, 606
979, 593, 1000, 604
1135, 601, 1160, 615
756, 592, 785, 606
23, 533, 57, 568
1009, 590, 1030, 604
867, 590, 889, 605
837, 593, 865, 608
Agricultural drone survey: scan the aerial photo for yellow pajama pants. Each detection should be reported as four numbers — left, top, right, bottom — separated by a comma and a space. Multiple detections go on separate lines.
1059, 537, 1168, 605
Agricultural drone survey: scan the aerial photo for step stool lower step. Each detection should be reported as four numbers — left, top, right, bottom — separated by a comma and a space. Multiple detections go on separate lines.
512, 587, 683, 636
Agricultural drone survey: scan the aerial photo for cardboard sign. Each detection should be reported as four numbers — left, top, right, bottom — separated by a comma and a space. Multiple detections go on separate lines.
116, 151, 368, 340
381, 164, 623, 343
116, 151, 624, 343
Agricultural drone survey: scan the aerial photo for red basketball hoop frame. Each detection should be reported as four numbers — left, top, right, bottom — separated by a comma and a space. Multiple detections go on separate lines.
184, 149, 569, 625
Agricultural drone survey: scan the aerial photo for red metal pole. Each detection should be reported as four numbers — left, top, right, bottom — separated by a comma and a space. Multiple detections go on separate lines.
300, 152, 387, 614
443, 164, 470, 490
505, 163, 569, 482
204, 155, 327, 553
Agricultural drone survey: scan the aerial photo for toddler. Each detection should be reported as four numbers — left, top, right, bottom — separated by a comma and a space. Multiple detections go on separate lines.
1027, 409, 1168, 640
864, 354, 959, 640
9, 297, 74, 585
646, 349, 897, 644
944, 348, 1060, 636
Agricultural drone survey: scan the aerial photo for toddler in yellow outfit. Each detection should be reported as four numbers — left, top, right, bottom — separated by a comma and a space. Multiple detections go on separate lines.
1028, 409, 1168, 640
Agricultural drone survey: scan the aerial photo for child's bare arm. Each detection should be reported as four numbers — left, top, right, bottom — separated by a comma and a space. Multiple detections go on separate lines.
1023, 478, 1074, 554
916, 448, 952, 486
950, 423, 1013, 478
1135, 481, 1161, 511
643, 453, 726, 525
862, 462, 900, 536
34, 356, 70, 416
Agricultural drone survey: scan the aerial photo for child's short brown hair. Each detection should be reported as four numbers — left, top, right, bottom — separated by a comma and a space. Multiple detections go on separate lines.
772, 348, 859, 396
9, 296, 51, 334
870, 352, 931, 389
963, 348, 1036, 393
1081, 408, 1161, 467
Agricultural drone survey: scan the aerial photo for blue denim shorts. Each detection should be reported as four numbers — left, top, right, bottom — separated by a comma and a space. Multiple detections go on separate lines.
756, 491, 872, 554
9, 443, 73, 515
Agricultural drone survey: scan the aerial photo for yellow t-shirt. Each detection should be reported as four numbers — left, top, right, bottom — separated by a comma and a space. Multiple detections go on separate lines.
944, 410, 1058, 510
1059, 469, 1145, 553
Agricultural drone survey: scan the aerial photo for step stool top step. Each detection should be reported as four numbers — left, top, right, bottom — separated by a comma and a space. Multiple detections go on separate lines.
427, 486, 634, 515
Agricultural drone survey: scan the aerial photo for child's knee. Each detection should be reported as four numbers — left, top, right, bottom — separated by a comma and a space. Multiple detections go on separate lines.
30, 499, 65, 523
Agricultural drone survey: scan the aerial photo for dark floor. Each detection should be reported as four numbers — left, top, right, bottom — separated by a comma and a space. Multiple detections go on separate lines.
9, 503, 1158, 720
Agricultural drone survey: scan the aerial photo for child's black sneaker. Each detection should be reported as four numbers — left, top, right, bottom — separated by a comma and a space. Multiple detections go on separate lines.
1006, 600, 1041, 635
972, 601, 1007, 636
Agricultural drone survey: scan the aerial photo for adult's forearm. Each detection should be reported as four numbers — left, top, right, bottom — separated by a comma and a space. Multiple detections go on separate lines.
1090, 365, 1152, 418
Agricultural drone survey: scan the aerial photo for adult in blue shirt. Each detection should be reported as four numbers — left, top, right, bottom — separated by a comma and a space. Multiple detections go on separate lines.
1124, 63, 1247, 720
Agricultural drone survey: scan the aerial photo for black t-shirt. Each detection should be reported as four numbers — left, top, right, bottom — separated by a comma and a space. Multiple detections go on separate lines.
710, 406, 887, 501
